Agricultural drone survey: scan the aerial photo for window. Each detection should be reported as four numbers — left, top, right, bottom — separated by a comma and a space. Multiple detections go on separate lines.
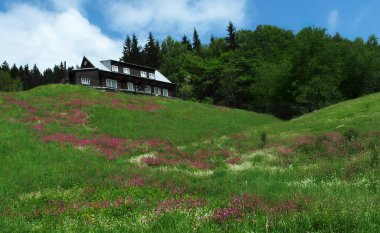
111, 65, 119, 72
154, 87, 161, 96
140, 71, 147, 78
162, 89, 169, 97
145, 86, 151, 93
106, 79, 118, 88
123, 67, 130, 74
80, 77, 90, 85
149, 73, 155, 79
127, 82, 134, 91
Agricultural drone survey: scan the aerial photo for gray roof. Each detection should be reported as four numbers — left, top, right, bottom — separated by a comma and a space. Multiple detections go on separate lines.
154, 70, 172, 83
79, 57, 172, 84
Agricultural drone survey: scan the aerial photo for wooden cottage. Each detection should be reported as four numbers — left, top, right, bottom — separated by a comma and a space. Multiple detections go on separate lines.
69, 57, 175, 97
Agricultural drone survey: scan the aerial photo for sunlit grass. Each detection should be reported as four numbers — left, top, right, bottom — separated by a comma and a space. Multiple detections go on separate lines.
0, 85, 379, 232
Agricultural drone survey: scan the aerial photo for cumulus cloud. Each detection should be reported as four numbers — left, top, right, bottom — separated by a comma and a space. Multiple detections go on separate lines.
104, 0, 248, 39
0, 3, 121, 70
328, 9, 339, 32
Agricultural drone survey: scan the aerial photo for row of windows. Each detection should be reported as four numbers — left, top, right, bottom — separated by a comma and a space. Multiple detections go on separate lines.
105, 79, 169, 96
80, 77, 168, 96
111, 65, 155, 79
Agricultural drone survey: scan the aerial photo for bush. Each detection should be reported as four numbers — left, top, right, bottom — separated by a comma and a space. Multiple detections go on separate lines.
343, 128, 359, 142
259, 131, 267, 145
202, 97, 214, 104
369, 142, 379, 168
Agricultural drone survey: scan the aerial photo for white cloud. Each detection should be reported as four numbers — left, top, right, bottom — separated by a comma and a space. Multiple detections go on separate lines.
328, 9, 339, 32
0, 3, 121, 70
104, 0, 248, 40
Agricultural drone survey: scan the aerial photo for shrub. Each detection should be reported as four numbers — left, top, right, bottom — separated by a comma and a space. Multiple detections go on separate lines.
259, 131, 267, 145
343, 128, 359, 142
369, 142, 379, 168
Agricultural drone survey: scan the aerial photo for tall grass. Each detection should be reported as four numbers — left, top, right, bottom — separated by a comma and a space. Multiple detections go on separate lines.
0, 85, 379, 232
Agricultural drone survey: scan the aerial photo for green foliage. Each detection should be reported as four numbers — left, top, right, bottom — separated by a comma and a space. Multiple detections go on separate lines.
225, 21, 238, 50
259, 131, 267, 144
0, 71, 22, 92
154, 24, 380, 119
192, 28, 201, 54
369, 142, 379, 168
343, 128, 359, 142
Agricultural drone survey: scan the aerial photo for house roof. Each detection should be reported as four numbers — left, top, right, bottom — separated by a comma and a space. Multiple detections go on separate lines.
75, 56, 173, 84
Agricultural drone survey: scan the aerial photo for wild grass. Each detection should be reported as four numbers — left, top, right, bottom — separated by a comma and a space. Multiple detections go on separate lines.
0, 85, 379, 232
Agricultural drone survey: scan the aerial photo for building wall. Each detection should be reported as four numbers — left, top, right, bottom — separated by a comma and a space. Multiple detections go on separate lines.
72, 69, 175, 97
74, 70, 100, 87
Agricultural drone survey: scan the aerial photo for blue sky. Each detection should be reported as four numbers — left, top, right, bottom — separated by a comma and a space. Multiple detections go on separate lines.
0, 0, 379, 69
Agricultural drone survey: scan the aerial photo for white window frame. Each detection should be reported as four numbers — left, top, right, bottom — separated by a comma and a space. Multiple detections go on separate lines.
123, 67, 130, 74
111, 65, 119, 72
149, 73, 155, 79
80, 77, 91, 85
140, 71, 147, 78
106, 79, 118, 88
145, 86, 151, 93
127, 82, 134, 91
154, 87, 161, 96
162, 88, 169, 97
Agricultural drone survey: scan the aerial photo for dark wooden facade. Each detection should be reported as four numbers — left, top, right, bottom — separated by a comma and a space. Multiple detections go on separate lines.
69, 57, 175, 97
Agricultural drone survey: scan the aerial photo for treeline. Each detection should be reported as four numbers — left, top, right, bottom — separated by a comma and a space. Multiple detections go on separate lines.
125, 23, 380, 119
1, 23, 379, 119
0, 62, 67, 92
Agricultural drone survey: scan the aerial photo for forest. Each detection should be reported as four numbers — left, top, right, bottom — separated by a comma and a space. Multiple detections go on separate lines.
1, 22, 380, 119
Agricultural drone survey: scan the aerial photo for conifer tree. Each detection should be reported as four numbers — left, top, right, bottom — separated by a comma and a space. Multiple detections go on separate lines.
1, 61, 10, 72
210, 35, 215, 44
225, 21, 238, 50
130, 33, 141, 64
143, 32, 161, 68
121, 35, 132, 62
182, 35, 192, 51
192, 28, 201, 53
10, 64, 19, 80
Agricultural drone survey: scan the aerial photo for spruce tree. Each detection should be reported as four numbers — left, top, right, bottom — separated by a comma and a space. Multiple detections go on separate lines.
143, 32, 161, 68
210, 35, 215, 44
192, 28, 201, 53
182, 35, 192, 51
130, 33, 141, 64
225, 21, 238, 50
10, 64, 19, 80
1, 61, 10, 72
121, 35, 132, 62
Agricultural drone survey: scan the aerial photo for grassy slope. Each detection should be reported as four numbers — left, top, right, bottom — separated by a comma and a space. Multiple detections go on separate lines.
0, 85, 379, 232
263, 92, 380, 136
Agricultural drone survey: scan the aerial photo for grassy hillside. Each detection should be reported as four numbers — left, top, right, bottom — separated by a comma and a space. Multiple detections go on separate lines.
0, 85, 379, 232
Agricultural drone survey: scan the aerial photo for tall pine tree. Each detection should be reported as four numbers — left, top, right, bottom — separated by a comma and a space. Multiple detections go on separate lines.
182, 35, 192, 51
192, 28, 201, 53
121, 35, 132, 63
225, 21, 238, 50
130, 33, 141, 64
143, 32, 161, 68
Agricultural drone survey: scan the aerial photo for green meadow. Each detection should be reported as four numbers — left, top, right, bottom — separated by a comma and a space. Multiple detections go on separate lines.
0, 85, 379, 232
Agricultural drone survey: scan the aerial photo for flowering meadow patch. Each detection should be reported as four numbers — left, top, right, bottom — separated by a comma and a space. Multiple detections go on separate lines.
43, 133, 132, 159
212, 194, 301, 224
139, 144, 220, 170
155, 197, 206, 215
35, 197, 133, 217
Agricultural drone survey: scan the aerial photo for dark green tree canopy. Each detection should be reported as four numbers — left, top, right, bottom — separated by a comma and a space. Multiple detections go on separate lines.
225, 21, 238, 50
121, 35, 132, 63
192, 28, 201, 53
182, 35, 192, 51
